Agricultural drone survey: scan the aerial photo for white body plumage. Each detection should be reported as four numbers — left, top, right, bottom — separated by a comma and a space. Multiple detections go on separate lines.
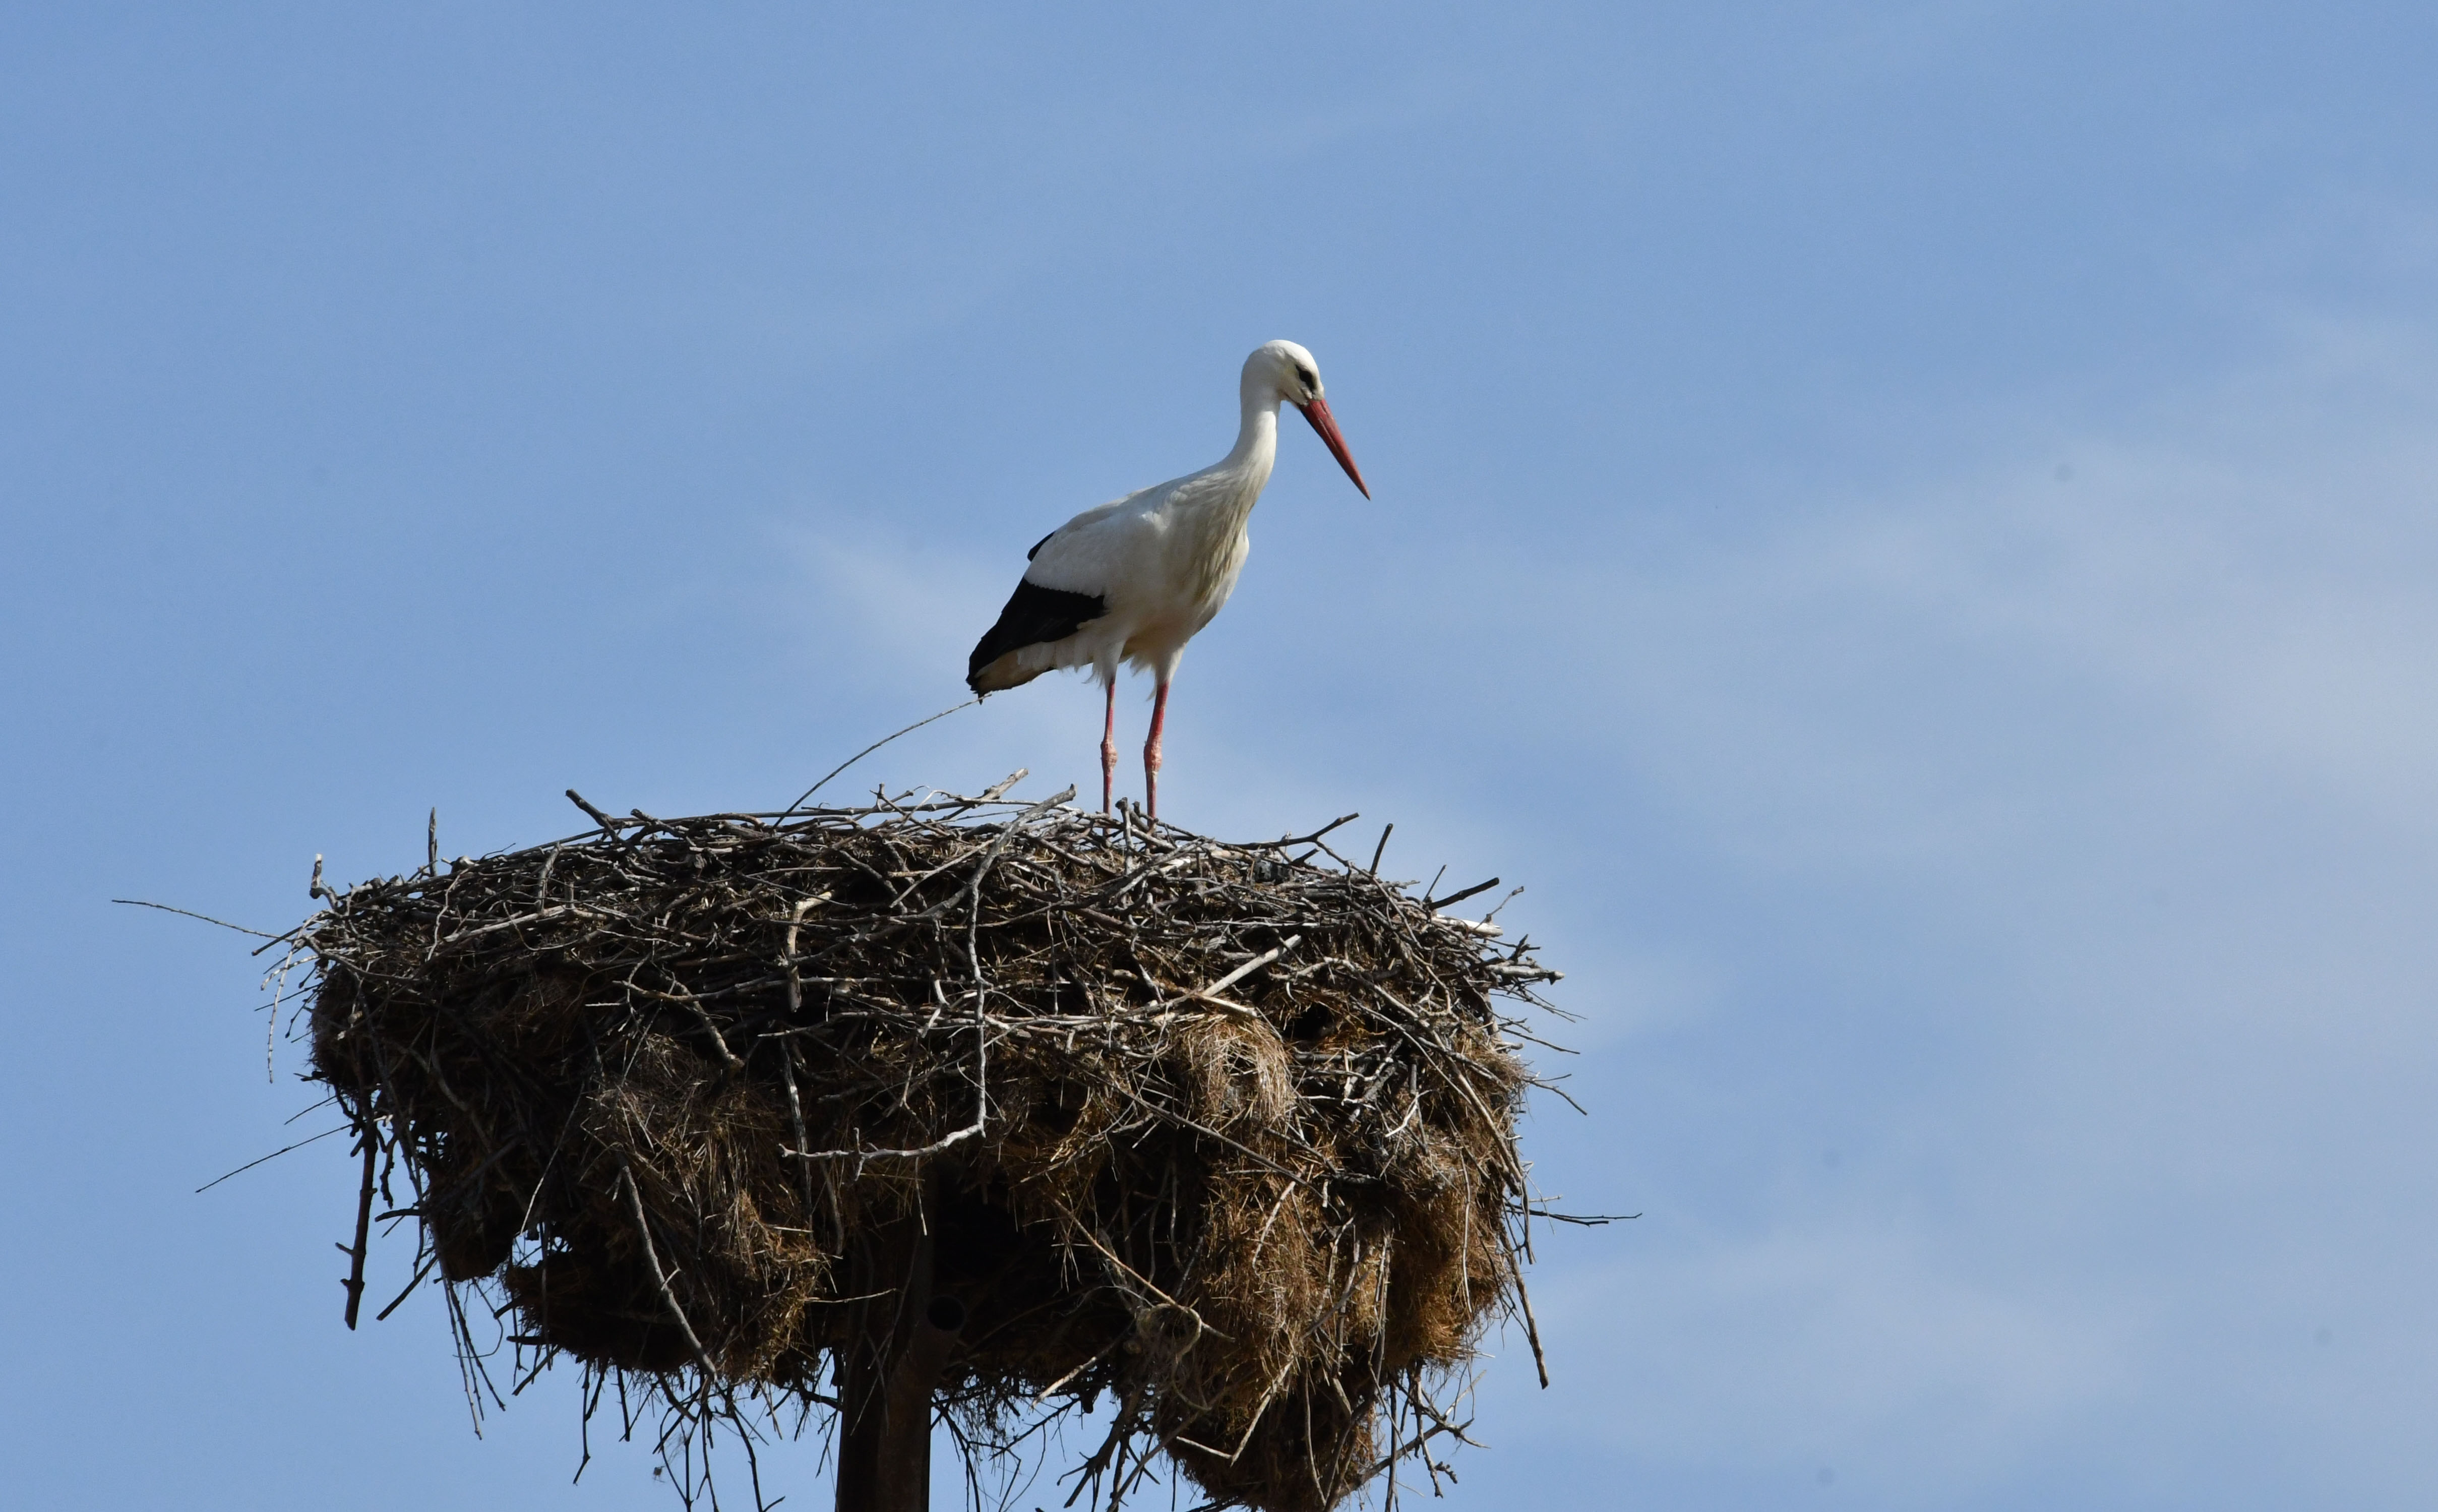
981, 408, 1275, 693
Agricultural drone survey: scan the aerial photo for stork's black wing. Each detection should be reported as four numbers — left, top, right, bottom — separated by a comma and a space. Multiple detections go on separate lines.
966, 578, 1108, 691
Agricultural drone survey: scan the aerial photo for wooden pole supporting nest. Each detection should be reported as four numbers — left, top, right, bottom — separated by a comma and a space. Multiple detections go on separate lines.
289, 783, 1568, 1512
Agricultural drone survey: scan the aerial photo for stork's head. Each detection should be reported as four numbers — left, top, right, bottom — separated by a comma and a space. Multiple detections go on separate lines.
1246, 339, 1370, 498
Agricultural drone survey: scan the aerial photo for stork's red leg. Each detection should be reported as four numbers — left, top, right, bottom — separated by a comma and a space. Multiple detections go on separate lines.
1142, 679, 1170, 822
1100, 678, 1118, 816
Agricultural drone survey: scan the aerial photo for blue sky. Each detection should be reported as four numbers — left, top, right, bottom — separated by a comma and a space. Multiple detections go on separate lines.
7, 4, 2437, 1507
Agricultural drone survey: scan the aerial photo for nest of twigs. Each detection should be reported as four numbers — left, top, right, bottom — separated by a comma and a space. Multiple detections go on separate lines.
295, 781, 1566, 1512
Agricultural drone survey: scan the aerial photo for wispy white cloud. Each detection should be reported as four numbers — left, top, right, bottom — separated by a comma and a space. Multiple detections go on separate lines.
1415, 323, 2438, 1503
1522, 1216, 2141, 1488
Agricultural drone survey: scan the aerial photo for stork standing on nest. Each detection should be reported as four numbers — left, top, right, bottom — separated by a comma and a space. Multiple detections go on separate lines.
966, 340, 1370, 820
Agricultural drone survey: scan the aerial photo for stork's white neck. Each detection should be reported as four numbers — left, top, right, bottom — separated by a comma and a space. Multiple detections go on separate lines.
1214, 373, 1283, 492
1137, 375, 1279, 616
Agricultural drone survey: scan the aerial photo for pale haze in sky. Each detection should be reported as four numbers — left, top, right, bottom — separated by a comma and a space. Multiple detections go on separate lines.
6, 6, 2436, 1509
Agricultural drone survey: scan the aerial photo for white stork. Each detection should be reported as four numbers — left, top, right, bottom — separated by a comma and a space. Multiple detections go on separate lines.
966, 339, 1369, 820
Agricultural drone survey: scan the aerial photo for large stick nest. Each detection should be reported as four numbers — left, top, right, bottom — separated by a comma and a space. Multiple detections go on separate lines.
298, 783, 1565, 1512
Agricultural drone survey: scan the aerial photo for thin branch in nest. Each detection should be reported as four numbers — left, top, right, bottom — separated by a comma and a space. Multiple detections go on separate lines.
619, 1163, 717, 1375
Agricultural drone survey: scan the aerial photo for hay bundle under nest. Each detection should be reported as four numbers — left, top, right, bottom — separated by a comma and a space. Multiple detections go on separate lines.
298, 783, 1565, 1512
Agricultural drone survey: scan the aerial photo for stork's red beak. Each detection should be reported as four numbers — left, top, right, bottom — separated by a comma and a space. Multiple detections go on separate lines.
1298, 395, 1370, 498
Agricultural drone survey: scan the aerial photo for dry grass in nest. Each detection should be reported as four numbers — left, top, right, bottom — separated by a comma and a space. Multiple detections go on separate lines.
292, 781, 1571, 1512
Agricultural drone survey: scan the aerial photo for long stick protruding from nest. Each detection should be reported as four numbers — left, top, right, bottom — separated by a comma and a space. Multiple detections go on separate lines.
780, 698, 981, 819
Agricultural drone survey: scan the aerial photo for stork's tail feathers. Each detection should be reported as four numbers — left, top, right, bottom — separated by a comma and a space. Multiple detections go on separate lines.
966, 656, 1038, 695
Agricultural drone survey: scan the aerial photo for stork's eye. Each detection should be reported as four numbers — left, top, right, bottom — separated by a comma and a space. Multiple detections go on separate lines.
1298, 369, 1317, 389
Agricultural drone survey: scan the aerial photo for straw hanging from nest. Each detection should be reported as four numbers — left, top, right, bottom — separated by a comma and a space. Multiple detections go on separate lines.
293, 782, 1567, 1512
